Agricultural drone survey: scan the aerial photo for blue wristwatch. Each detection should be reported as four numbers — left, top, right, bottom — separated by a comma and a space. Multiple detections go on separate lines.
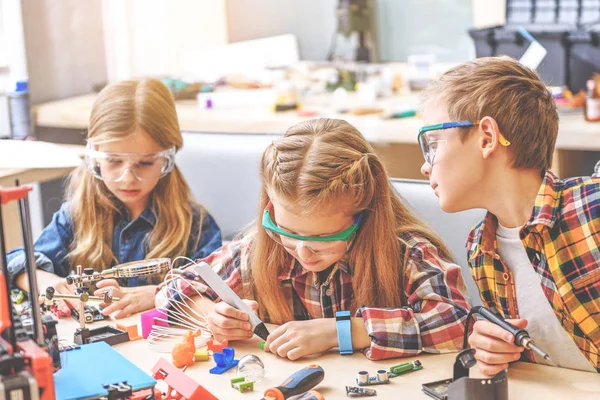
335, 310, 353, 355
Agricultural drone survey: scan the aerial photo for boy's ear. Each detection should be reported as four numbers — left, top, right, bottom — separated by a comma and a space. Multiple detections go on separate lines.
478, 116, 504, 159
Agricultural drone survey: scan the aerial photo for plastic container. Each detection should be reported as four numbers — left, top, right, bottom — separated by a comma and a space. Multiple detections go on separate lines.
8, 79, 32, 140
584, 78, 600, 121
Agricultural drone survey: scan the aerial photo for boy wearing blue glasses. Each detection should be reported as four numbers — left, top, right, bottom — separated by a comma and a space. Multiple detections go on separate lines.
419, 56, 599, 374
158, 118, 471, 361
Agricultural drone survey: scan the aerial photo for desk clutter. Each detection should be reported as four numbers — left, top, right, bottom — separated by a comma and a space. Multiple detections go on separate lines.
0, 184, 515, 400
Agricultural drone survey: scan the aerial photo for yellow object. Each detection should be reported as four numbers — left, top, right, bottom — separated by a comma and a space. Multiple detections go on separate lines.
351, 107, 384, 116
498, 133, 511, 147
194, 350, 209, 362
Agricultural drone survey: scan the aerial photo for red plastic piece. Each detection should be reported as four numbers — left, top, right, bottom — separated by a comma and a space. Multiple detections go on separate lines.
0, 185, 54, 400
0, 186, 32, 204
151, 358, 217, 400
18, 339, 55, 400
49, 305, 70, 319
131, 388, 163, 400
0, 273, 11, 334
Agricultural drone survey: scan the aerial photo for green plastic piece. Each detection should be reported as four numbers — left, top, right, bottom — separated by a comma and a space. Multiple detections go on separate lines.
389, 360, 423, 378
231, 377, 254, 393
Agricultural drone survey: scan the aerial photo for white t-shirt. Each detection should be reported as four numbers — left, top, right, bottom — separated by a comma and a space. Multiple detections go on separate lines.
496, 223, 595, 372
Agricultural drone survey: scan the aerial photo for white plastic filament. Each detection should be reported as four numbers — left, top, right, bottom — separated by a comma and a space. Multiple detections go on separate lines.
146, 256, 212, 353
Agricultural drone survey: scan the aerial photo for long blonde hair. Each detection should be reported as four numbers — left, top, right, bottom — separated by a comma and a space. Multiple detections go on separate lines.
250, 118, 452, 324
66, 78, 203, 270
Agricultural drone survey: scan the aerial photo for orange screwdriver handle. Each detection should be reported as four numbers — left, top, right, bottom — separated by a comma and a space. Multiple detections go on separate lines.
263, 365, 324, 400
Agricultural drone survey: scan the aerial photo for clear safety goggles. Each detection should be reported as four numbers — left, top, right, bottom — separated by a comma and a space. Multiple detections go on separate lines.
84, 143, 176, 182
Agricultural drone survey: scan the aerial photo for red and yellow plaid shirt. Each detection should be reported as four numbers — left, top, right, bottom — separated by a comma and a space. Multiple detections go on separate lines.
157, 231, 470, 360
466, 171, 600, 372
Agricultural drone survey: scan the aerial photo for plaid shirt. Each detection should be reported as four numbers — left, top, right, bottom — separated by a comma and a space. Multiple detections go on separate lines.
156, 231, 470, 360
466, 171, 600, 372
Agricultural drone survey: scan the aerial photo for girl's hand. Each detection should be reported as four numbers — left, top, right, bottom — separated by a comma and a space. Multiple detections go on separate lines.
264, 318, 338, 360
37, 271, 77, 314
94, 280, 156, 319
208, 299, 259, 342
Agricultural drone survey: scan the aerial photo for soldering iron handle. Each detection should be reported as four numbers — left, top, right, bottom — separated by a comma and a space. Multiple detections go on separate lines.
476, 306, 528, 345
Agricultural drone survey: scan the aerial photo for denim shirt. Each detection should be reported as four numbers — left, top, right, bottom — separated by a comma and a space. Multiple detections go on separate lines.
6, 201, 222, 288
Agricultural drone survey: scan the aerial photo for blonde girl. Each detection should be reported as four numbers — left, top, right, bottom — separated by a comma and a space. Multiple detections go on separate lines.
8, 79, 222, 318
158, 118, 468, 360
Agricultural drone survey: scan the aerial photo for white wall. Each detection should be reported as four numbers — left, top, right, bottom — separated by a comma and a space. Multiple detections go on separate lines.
1, 0, 27, 77
0, 0, 27, 136
472, 0, 506, 28
227, 0, 479, 63
227, 0, 337, 61
102, 0, 228, 81
21, 0, 108, 104
103, 0, 504, 80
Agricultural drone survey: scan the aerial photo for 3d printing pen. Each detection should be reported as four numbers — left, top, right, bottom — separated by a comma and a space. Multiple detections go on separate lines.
473, 306, 557, 366
192, 261, 270, 341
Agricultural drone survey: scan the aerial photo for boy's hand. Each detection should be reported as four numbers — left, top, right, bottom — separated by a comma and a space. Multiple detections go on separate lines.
468, 318, 527, 376
94, 280, 156, 319
208, 299, 259, 342
264, 319, 338, 361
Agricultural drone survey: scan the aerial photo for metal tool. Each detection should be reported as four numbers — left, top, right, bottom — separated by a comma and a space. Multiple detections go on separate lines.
193, 261, 270, 340
65, 258, 171, 286
346, 386, 377, 397
261, 365, 324, 400
473, 306, 556, 366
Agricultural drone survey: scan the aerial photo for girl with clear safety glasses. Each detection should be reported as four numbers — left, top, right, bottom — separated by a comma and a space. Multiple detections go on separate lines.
7, 79, 222, 318
157, 118, 470, 361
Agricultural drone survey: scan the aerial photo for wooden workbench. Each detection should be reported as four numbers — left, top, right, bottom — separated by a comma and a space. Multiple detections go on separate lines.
51, 312, 600, 399
0, 143, 83, 250
33, 93, 600, 179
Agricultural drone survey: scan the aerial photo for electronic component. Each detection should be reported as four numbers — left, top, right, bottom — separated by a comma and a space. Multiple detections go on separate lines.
346, 386, 377, 397
389, 360, 423, 377
356, 370, 390, 386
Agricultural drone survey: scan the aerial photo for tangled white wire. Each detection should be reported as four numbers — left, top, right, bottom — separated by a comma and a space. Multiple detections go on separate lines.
146, 256, 212, 353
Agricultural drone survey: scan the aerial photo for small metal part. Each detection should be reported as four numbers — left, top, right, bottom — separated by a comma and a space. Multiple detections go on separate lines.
45, 287, 55, 301
346, 386, 377, 397
65, 258, 171, 286
356, 370, 390, 386
523, 338, 557, 367
376, 370, 388, 383
357, 371, 369, 385
102, 288, 116, 304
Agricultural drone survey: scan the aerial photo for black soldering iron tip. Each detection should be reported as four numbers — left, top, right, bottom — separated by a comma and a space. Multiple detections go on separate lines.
254, 323, 270, 341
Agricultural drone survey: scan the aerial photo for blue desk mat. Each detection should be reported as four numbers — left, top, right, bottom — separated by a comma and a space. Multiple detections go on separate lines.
54, 342, 156, 400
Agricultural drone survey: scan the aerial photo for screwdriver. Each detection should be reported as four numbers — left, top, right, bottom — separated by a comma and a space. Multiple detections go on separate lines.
261, 365, 325, 400
474, 306, 557, 366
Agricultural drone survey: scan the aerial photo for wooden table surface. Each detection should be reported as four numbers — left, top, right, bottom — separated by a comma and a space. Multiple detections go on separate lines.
33, 93, 600, 150
53, 313, 600, 400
